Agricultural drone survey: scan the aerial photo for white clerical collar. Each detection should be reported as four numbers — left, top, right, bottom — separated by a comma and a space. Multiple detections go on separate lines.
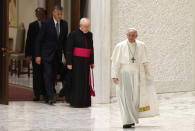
53, 17, 60, 25
127, 40, 136, 47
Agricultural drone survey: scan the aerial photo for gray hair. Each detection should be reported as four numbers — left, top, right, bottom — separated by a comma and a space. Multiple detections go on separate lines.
53, 5, 63, 11
80, 18, 90, 25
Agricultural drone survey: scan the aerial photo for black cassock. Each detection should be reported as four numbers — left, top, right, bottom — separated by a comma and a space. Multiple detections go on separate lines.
66, 29, 94, 108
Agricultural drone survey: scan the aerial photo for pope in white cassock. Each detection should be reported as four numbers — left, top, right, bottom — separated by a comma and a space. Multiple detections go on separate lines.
111, 28, 159, 128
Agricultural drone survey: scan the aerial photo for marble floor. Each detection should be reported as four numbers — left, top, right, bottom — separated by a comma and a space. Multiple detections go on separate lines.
8, 73, 63, 93
0, 91, 194, 131
9, 73, 33, 88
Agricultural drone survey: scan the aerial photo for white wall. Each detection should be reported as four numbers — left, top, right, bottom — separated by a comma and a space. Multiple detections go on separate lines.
111, 0, 195, 93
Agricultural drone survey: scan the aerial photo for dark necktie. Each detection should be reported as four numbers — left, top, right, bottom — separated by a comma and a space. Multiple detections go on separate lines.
56, 22, 60, 38
38, 21, 42, 29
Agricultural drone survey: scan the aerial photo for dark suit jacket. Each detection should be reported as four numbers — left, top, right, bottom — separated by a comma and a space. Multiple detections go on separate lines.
25, 21, 40, 57
35, 18, 68, 63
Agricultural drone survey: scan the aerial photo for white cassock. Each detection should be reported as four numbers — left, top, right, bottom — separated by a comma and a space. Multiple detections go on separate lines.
111, 39, 159, 125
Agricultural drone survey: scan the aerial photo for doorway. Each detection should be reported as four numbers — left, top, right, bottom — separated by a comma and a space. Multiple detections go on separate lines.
0, 0, 83, 104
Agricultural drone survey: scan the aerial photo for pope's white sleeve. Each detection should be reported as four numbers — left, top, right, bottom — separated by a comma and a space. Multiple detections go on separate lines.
111, 44, 121, 79
111, 61, 120, 79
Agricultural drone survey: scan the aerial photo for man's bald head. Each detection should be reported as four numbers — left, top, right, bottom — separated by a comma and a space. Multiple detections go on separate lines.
127, 28, 138, 43
80, 18, 90, 33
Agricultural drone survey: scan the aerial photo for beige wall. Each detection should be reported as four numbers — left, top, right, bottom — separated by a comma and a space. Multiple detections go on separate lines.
19, 0, 36, 33
111, 0, 195, 94
9, 0, 37, 50
62, 0, 71, 33
193, 0, 195, 93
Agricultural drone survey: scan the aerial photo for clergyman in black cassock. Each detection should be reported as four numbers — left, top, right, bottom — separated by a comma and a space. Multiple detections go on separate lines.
25, 8, 47, 101
66, 18, 94, 108
35, 6, 68, 105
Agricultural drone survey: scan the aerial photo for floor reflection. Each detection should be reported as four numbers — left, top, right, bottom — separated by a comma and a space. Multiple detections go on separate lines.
0, 91, 194, 131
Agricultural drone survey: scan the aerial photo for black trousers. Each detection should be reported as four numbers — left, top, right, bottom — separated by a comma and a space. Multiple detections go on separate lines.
32, 59, 46, 98
42, 58, 61, 100
59, 69, 72, 103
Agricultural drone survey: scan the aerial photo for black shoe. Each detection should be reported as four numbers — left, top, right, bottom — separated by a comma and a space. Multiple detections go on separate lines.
33, 97, 40, 101
53, 95, 56, 103
44, 98, 49, 103
123, 123, 135, 128
48, 100, 54, 105
130, 123, 135, 127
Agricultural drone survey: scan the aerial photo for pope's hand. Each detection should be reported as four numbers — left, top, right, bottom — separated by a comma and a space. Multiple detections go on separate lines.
112, 78, 119, 84
67, 65, 72, 70
35, 57, 41, 65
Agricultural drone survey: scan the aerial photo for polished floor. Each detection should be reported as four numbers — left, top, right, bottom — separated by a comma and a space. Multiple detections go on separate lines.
9, 73, 63, 94
9, 73, 33, 88
0, 91, 194, 131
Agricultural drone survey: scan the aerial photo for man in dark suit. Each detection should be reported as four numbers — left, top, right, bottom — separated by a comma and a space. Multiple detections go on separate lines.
35, 5, 68, 105
25, 8, 47, 101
